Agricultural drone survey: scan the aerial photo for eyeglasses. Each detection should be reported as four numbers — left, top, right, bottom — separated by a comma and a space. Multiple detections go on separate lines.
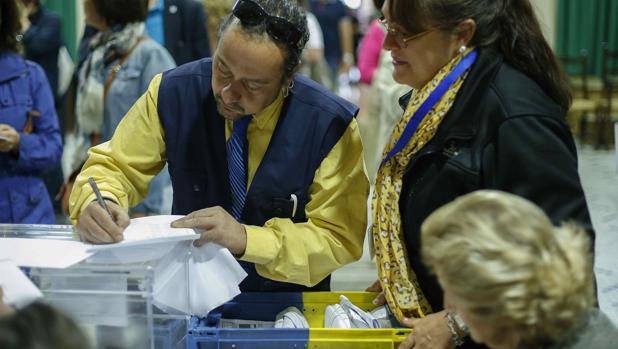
379, 17, 434, 48
232, 0, 303, 49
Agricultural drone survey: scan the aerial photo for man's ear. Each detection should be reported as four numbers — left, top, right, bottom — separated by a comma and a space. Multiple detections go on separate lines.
281, 62, 301, 88
288, 62, 301, 79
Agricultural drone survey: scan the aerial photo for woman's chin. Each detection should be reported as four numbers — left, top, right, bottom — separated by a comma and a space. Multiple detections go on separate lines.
391, 69, 413, 88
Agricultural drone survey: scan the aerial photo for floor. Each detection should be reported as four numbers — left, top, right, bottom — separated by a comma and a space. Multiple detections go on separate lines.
579, 145, 618, 325
332, 142, 618, 326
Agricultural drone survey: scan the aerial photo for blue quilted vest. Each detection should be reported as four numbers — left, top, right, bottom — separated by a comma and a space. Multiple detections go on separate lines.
157, 59, 358, 291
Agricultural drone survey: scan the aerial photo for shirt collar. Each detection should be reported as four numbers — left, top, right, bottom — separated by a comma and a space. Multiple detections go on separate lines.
252, 91, 284, 130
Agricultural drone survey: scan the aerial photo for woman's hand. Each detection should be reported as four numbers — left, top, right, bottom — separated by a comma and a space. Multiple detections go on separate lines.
399, 310, 455, 349
0, 124, 20, 153
365, 279, 386, 306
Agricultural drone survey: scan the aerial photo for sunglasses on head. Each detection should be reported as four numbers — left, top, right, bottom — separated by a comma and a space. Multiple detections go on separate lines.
232, 0, 303, 48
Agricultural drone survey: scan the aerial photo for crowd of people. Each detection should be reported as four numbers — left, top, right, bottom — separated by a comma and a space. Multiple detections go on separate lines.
1, 0, 617, 348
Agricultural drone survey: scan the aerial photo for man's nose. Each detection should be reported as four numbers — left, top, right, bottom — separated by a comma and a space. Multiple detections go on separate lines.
221, 82, 241, 104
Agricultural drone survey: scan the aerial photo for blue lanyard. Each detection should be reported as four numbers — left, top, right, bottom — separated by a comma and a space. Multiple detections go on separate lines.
381, 49, 478, 167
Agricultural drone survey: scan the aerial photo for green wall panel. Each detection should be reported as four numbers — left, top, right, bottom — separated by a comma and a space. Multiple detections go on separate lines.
43, 0, 78, 60
557, 0, 618, 76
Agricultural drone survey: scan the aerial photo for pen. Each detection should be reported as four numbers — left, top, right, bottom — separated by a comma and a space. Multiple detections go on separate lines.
88, 177, 113, 219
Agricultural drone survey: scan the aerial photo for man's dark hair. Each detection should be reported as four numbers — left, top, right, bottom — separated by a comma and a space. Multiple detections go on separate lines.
0, 0, 23, 53
92, 0, 148, 27
0, 302, 91, 349
219, 0, 310, 79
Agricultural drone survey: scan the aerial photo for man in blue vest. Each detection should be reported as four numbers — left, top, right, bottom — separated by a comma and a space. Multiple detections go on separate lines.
69, 0, 369, 292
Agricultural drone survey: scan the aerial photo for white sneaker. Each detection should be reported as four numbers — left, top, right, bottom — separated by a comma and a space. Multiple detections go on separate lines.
274, 306, 309, 328
324, 304, 352, 328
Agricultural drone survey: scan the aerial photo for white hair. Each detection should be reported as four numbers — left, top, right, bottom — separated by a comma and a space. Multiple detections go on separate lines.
421, 190, 595, 347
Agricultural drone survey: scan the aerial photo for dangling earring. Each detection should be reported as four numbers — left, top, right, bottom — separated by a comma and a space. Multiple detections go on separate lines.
282, 80, 295, 98
458, 45, 467, 54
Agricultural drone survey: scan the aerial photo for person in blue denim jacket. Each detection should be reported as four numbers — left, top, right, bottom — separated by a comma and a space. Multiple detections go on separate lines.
68, 0, 176, 216
0, 0, 62, 223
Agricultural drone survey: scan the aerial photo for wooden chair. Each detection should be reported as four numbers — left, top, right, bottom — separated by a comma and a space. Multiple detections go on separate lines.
558, 50, 599, 143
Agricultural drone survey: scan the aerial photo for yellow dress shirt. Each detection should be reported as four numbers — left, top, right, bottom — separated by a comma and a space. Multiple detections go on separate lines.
70, 73, 369, 287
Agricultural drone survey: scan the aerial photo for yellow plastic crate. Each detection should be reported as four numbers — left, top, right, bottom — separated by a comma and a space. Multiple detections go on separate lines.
303, 292, 410, 348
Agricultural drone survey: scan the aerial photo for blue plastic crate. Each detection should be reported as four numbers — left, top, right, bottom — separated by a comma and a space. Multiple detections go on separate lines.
186, 292, 410, 349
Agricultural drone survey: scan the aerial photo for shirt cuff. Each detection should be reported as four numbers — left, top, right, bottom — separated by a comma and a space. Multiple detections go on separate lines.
71, 193, 97, 226
71, 191, 119, 226
98, 191, 119, 205
240, 223, 280, 265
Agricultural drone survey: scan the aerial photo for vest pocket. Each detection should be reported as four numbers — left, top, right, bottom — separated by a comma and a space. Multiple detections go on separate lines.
268, 193, 307, 222
168, 166, 209, 213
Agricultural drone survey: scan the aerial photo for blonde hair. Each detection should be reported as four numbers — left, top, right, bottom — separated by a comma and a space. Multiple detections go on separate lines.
421, 190, 594, 346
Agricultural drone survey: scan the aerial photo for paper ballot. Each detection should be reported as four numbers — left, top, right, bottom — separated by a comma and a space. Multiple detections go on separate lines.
0, 238, 92, 268
86, 215, 199, 251
85, 215, 201, 265
152, 241, 247, 317
0, 259, 43, 309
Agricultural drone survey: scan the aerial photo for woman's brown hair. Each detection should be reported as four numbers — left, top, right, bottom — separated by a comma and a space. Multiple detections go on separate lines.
387, 0, 572, 112
0, 0, 23, 53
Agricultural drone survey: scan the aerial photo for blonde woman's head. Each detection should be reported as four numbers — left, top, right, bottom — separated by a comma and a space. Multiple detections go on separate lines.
421, 190, 594, 348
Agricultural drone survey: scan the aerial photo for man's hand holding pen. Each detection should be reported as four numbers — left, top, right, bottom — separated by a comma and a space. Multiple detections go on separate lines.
77, 200, 130, 244
77, 177, 130, 244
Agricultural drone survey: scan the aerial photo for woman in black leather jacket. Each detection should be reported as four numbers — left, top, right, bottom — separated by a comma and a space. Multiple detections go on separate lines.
369, 0, 593, 348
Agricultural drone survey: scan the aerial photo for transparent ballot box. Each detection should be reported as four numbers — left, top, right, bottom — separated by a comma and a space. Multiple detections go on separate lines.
0, 224, 189, 349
